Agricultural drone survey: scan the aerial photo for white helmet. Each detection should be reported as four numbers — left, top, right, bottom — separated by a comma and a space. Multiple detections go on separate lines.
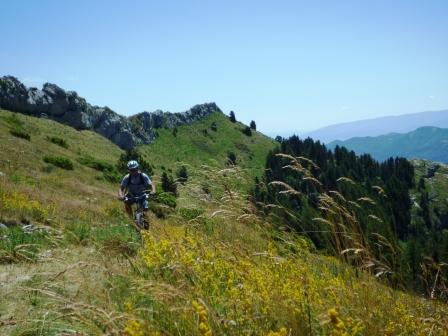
127, 160, 139, 170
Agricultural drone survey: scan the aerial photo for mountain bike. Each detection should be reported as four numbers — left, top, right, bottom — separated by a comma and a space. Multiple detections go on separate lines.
122, 193, 153, 230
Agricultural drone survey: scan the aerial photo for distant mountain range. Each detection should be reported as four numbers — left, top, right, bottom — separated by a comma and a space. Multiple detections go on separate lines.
304, 109, 448, 143
328, 126, 448, 163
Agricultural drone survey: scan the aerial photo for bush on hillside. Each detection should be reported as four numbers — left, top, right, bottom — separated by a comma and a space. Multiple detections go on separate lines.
176, 165, 188, 184
3, 113, 24, 128
46, 136, 68, 148
227, 152, 237, 165
211, 121, 218, 131
155, 192, 177, 208
149, 203, 173, 219
5, 114, 31, 140
179, 207, 204, 221
161, 172, 177, 196
242, 126, 252, 136
78, 155, 121, 183
78, 156, 114, 172
43, 155, 74, 170
10, 127, 30, 141
103, 169, 122, 183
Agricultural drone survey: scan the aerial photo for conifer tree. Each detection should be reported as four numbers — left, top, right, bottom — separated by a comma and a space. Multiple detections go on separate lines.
176, 166, 188, 184
227, 152, 237, 165
229, 111, 236, 123
161, 172, 177, 196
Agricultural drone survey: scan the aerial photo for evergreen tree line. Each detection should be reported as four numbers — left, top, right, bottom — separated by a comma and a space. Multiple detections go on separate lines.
253, 135, 447, 296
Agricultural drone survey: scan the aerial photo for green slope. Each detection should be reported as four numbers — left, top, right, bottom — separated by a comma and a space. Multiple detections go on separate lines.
139, 112, 277, 189
328, 126, 448, 163
0, 109, 447, 335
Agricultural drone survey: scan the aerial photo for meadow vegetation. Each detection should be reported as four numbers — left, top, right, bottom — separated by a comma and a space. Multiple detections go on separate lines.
0, 109, 447, 335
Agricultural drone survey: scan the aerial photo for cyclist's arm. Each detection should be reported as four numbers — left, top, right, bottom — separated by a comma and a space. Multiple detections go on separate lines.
118, 175, 128, 199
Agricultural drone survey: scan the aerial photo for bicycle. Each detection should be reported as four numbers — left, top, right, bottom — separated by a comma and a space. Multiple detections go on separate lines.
122, 193, 153, 231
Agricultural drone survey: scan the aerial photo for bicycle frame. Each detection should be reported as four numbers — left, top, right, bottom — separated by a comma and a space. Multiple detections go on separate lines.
124, 194, 149, 230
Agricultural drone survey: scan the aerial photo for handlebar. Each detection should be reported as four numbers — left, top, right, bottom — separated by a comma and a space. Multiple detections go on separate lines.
119, 192, 156, 202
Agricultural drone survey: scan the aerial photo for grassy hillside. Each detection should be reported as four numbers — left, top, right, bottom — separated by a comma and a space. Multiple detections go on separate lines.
328, 126, 448, 163
0, 109, 447, 335
139, 112, 277, 190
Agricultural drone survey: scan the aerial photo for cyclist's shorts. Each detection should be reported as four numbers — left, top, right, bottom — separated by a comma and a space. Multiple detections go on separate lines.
125, 194, 149, 210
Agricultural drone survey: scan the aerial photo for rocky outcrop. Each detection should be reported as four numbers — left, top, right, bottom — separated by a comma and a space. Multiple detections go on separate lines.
0, 76, 221, 149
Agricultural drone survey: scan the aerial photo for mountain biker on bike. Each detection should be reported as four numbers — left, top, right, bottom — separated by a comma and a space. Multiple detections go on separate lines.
118, 160, 156, 222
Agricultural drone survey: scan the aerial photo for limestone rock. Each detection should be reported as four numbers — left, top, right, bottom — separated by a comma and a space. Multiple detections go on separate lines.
0, 76, 221, 149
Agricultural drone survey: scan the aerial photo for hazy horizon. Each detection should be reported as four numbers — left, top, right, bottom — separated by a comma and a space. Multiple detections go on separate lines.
1, 0, 447, 135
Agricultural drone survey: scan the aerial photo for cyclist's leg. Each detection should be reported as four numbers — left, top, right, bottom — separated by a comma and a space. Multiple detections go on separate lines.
124, 195, 134, 219
140, 198, 150, 228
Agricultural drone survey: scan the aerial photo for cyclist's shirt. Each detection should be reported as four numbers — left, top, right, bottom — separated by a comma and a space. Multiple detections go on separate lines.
120, 172, 152, 196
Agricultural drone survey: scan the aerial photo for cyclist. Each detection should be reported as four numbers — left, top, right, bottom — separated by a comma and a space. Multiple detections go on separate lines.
118, 160, 156, 224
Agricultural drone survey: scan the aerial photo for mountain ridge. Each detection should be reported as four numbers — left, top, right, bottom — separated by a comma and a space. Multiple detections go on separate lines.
304, 109, 448, 143
328, 126, 448, 163
0, 76, 221, 149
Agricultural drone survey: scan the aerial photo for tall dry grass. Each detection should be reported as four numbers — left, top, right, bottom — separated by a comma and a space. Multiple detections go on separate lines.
1, 160, 447, 335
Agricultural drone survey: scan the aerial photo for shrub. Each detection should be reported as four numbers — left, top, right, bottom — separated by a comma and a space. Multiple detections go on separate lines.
46, 136, 68, 148
161, 172, 177, 196
154, 192, 177, 208
176, 166, 188, 184
5, 114, 30, 140
211, 121, 218, 131
78, 156, 122, 183
242, 126, 252, 136
227, 152, 237, 165
0, 190, 51, 222
10, 127, 30, 141
78, 156, 114, 172
179, 207, 204, 221
3, 113, 23, 128
149, 203, 174, 219
43, 155, 74, 170
103, 169, 122, 183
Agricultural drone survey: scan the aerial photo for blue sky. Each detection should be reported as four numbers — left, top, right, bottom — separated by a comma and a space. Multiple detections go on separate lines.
1, 0, 447, 135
